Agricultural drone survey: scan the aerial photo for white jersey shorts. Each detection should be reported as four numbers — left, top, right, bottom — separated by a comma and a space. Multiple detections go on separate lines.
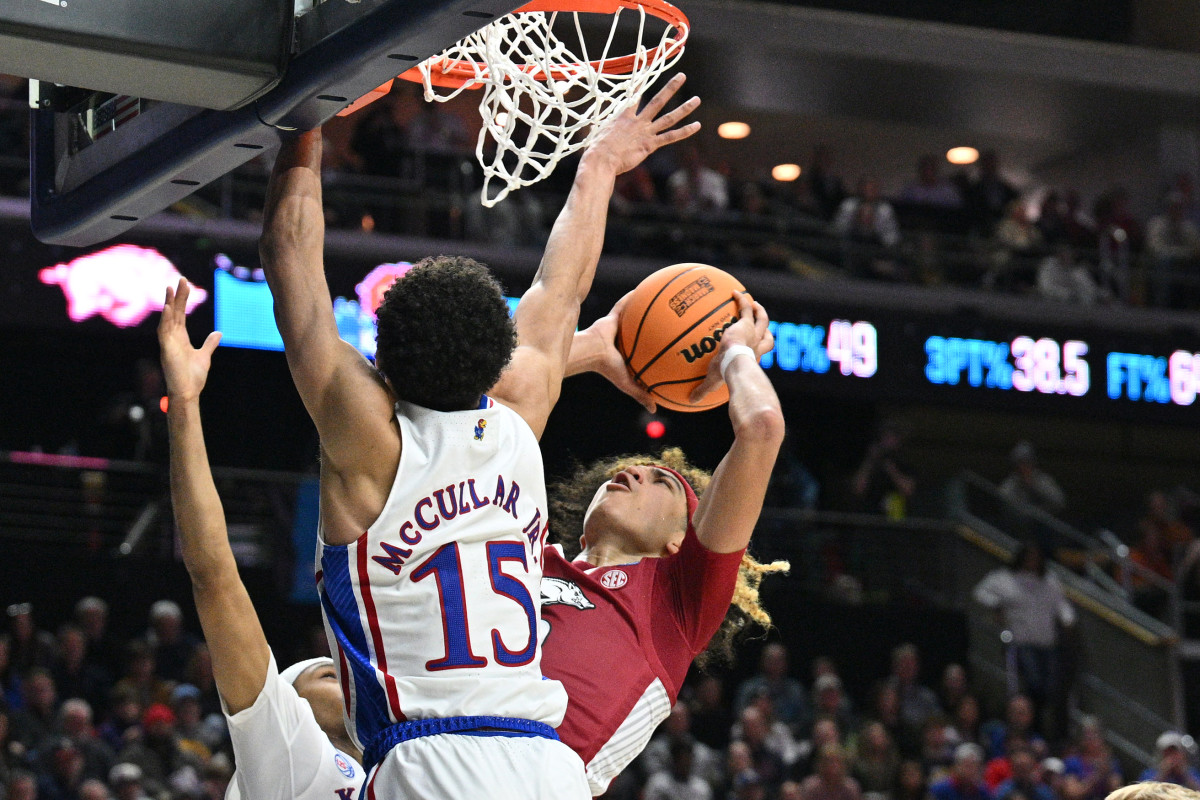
363, 732, 588, 800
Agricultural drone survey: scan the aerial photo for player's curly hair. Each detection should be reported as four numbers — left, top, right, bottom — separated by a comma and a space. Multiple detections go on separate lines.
375, 256, 517, 411
548, 447, 789, 670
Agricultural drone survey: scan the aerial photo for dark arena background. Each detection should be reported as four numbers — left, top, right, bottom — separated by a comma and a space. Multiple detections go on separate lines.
5, 1, 1200, 798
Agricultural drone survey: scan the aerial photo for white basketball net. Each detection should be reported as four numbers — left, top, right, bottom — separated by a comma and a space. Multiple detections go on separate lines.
411, 3, 688, 206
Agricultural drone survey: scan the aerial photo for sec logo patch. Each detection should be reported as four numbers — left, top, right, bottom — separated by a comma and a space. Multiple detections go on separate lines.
334, 753, 355, 778
600, 569, 628, 590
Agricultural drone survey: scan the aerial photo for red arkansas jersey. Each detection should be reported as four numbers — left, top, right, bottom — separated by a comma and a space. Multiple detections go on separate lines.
539, 527, 744, 795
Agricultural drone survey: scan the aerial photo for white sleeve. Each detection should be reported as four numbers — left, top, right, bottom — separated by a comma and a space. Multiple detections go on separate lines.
1048, 575, 1077, 627
223, 653, 364, 800
973, 570, 1012, 609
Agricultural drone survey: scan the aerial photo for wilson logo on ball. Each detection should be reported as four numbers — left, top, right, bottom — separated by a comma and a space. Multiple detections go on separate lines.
679, 317, 739, 363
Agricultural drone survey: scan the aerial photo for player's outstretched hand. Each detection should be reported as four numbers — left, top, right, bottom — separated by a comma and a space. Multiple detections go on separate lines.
585, 73, 700, 176
579, 291, 658, 413
689, 292, 773, 403
158, 278, 221, 404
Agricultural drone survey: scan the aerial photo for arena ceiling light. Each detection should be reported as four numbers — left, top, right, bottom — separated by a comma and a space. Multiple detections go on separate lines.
946, 146, 979, 165
772, 163, 801, 182
717, 121, 750, 139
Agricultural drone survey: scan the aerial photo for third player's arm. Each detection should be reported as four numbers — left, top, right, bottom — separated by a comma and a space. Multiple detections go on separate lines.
690, 293, 786, 554
259, 130, 397, 479
160, 281, 270, 715
490, 75, 700, 436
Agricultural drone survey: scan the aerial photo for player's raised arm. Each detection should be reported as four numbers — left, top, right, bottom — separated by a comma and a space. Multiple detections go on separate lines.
159, 279, 269, 715
490, 74, 700, 436
688, 292, 785, 553
258, 130, 397, 483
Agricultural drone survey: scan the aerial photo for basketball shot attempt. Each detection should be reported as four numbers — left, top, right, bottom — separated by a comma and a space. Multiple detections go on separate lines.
258, 71, 700, 799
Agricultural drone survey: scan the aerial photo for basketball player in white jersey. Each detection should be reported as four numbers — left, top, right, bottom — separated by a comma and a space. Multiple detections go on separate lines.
541, 289, 785, 794
158, 280, 364, 800
259, 75, 700, 799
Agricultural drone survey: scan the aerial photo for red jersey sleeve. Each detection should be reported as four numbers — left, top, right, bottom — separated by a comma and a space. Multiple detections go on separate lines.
650, 525, 745, 685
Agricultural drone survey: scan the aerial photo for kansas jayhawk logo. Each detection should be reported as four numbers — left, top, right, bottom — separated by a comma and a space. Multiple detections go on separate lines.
474, 419, 487, 440
541, 577, 595, 609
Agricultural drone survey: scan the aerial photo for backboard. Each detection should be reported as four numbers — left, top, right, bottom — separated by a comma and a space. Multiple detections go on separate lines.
20, 0, 527, 246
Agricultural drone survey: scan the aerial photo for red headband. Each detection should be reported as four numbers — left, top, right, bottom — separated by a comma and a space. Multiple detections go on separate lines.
654, 465, 698, 532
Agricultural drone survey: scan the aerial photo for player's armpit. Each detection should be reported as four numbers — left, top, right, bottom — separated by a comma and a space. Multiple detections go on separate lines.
490, 345, 558, 439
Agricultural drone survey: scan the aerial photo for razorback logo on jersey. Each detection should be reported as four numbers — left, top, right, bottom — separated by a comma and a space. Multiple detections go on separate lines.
599, 569, 629, 590
541, 577, 595, 609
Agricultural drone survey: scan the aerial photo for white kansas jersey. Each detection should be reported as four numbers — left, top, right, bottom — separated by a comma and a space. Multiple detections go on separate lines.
317, 396, 567, 750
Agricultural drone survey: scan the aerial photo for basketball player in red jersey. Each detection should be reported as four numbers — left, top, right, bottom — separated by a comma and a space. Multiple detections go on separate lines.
537, 290, 785, 795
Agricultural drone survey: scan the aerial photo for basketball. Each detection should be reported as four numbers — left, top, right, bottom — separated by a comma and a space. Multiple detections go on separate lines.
617, 263, 747, 412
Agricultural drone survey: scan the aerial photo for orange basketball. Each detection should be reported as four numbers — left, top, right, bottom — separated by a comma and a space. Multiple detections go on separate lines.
617, 263, 746, 412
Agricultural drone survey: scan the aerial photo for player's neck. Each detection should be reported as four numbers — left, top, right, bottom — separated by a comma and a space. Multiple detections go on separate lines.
331, 731, 362, 765
578, 541, 648, 568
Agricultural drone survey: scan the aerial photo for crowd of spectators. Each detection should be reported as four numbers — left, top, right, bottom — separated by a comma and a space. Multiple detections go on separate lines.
2, 75, 1200, 311
2, 589, 1193, 800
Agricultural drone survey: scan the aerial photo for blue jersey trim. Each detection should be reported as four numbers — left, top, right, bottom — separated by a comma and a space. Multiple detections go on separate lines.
476, 394, 491, 410
362, 715, 559, 770
320, 547, 392, 742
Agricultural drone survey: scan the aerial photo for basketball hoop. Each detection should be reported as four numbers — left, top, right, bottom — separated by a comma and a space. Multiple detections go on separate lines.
398, 0, 689, 206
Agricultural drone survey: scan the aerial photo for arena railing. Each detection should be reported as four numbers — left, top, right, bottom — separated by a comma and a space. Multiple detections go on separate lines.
755, 504, 1183, 773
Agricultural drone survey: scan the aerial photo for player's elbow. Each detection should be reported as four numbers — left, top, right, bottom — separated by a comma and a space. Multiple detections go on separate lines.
734, 403, 785, 448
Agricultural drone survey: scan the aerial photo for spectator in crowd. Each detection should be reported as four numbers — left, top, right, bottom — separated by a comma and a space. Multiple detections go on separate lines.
1041, 758, 1067, 799
78, 778, 112, 800
74, 599, 120, 681
181, 646, 221, 721
1062, 716, 1122, 800
8, 604, 56, 674
98, 360, 169, 463
812, 675, 857, 738
735, 643, 810, 732
732, 705, 790, 791
1139, 733, 1200, 789
870, 681, 911, 757
36, 737, 86, 800
807, 145, 846, 220
994, 745, 1054, 800
1145, 191, 1200, 308
1093, 187, 1141, 302
640, 703, 722, 792
1128, 514, 1179, 619
738, 700, 801, 770
852, 423, 917, 519
998, 441, 1065, 515
96, 688, 143, 756
1036, 244, 1101, 306
12, 668, 57, 753
852, 721, 901, 797
967, 151, 1019, 236
939, 664, 970, 715
794, 719, 844, 781
116, 703, 201, 799
142, 600, 198, 684
168, 684, 217, 763
931, 743, 992, 800
919, 716, 957, 778
668, 145, 729, 213
52, 625, 109, 715
973, 542, 1074, 729
0, 635, 22, 710
7, 769, 39, 800
108, 762, 151, 800
832, 178, 903, 280
952, 695, 985, 750
798, 743, 862, 800
55, 699, 115, 783
896, 760, 930, 800
989, 200, 1044, 290
886, 644, 941, 737
349, 90, 411, 179
643, 738, 713, 800
899, 155, 963, 209
1140, 490, 1195, 560
981, 695, 1047, 761
112, 643, 170, 711
688, 675, 734, 751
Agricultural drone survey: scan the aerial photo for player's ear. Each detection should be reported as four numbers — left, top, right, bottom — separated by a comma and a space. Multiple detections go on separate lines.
664, 533, 684, 556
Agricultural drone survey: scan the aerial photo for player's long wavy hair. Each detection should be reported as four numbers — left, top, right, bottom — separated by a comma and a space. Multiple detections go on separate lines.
548, 447, 789, 669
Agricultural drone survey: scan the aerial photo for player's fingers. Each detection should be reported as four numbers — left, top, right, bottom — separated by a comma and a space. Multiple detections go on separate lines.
640, 73, 686, 119
652, 95, 700, 132
656, 121, 701, 148
756, 328, 775, 358
689, 374, 721, 404
752, 300, 769, 337
734, 290, 755, 323
176, 279, 190, 311
200, 331, 222, 356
